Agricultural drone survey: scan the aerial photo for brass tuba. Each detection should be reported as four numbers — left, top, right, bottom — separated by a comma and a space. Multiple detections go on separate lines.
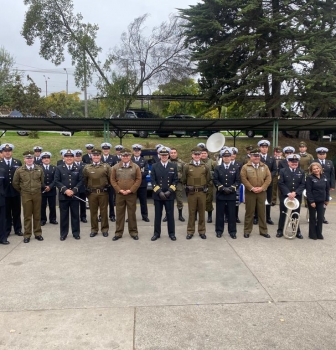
283, 197, 300, 239
206, 132, 226, 164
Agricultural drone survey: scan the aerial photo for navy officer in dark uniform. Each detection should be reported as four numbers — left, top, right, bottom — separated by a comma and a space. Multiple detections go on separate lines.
314, 147, 335, 224
277, 154, 305, 239
131, 144, 150, 222
33, 146, 43, 165
40, 151, 58, 226
150, 147, 178, 241
55, 149, 83, 241
112, 145, 124, 165
0, 143, 23, 237
213, 148, 241, 239
0, 166, 8, 245
101, 142, 116, 221
74, 149, 87, 223
278, 146, 295, 170
82, 144, 94, 164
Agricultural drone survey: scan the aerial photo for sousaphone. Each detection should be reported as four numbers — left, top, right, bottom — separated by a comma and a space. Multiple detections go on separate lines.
206, 132, 225, 153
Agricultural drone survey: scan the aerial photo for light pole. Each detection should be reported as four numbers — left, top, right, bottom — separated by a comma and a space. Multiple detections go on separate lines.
140, 61, 145, 109
63, 68, 68, 95
43, 75, 50, 97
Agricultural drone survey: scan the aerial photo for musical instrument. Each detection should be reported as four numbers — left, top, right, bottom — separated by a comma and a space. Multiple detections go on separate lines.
283, 197, 300, 239
206, 132, 225, 153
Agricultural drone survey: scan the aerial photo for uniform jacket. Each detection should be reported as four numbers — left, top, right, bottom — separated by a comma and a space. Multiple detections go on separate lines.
74, 161, 86, 193
169, 158, 185, 182
273, 156, 285, 176
131, 155, 149, 188
278, 159, 289, 170
101, 154, 115, 167
240, 161, 271, 191
213, 163, 240, 201
112, 155, 122, 165
151, 162, 178, 201
313, 159, 335, 188
231, 160, 243, 173
54, 163, 83, 200
0, 158, 22, 197
34, 157, 42, 165
82, 154, 92, 164
299, 153, 314, 174
41, 164, 57, 197
182, 161, 211, 187
83, 163, 111, 190
57, 159, 65, 166
0, 168, 6, 206
306, 174, 330, 203
110, 161, 141, 193
12, 165, 44, 194
278, 167, 305, 198
260, 154, 277, 176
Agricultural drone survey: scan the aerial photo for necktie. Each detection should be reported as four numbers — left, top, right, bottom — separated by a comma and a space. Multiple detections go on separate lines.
123, 163, 127, 167
322, 161, 325, 165
225, 166, 228, 170
7, 161, 10, 167
136, 157, 139, 162
68, 166, 71, 170
46, 166, 49, 170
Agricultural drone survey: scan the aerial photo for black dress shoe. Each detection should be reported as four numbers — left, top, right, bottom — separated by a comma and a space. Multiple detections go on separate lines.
23, 237, 30, 243
276, 232, 283, 238
142, 216, 150, 222
317, 235, 324, 240
296, 233, 304, 239
90, 232, 97, 238
41, 220, 46, 226
186, 234, 193, 240
260, 233, 271, 238
170, 236, 176, 241
132, 235, 139, 240
50, 220, 58, 224
0, 241, 10, 245
102, 232, 109, 237
81, 218, 87, 223
162, 216, 167, 222
110, 216, 116, 222
216, 233, 222, 238
126, 219, 128, 222
323, 219, 329, 224
178, 215, 185, 222
35, 235, 44, 241
236, 218, 241, 223
271, 202, 276, 206
200, 234, 207, 239
244, 233, 250, 238
207, 218, 212, 223
266, 219, 274, 225
60, 236, 66, 241
112, 236, 121, 241
74, 236, 80, 240
309, 236, 317, 240
253, 219, 258, 225
230, 234, 237, 239
151, 235, 160, 241
15, 232, 23, 236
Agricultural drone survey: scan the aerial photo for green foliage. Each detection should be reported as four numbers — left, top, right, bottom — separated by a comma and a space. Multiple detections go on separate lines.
44, 91, 83, 117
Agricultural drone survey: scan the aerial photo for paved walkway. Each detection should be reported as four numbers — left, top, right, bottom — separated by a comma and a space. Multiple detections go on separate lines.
1, 200, 336, 349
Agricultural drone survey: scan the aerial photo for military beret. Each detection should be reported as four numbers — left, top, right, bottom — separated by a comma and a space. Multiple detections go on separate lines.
41, 151, 52, 158
64, 149, 75, 157
115, 145, 124, 151
299, 141, 307, 147
85, 144, 94, 149
91, 148, 102, 155
287, 154, 301, 161
33, 146, 43, 151
1, 143, 14, 151
159, 147, 170, 155
23, 150, 34, 158
100, 142, 112, 149
121, 148, 131, 155
257, 140, 270, 147
316, 147, 328, 153
283, 146, 295, 153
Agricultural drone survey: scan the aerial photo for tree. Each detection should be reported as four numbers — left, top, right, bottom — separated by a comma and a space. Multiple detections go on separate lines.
180, 0, 336, 120
44, 91, 83, 117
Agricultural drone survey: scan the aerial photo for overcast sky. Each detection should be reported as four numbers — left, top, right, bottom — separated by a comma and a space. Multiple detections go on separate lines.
0, 0, 199, 98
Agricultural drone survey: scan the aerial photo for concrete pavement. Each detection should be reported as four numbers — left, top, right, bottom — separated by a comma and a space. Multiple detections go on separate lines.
0, 200, 336, 349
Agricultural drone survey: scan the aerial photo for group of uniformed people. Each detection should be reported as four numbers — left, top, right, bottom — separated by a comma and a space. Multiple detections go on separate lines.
0, 138, 334, 245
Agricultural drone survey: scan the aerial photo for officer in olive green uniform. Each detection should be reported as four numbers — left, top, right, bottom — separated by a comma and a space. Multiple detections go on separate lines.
110, 148, 141, 240
200, 148, 217, 223
271, 146, 284, 205
168, 148, 185, 222
182, 147, 211, 239
243, 145, 254, 164
240, 148, 271, 238
12, 150, 44, 243
298, 141, 314, 174
82, 149, 111, 238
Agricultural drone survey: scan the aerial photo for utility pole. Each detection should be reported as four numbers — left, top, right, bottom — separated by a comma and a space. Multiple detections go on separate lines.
83, 53, 88, 118
63, 68, 68, 95
43, 75, 50, 97
140, 61, 145, 109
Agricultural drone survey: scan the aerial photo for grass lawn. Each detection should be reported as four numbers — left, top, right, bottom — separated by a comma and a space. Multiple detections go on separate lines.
1, 131, 335, 165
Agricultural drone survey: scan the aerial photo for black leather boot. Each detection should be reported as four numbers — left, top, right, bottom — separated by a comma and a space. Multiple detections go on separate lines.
207, 211, 212, 223
178, 209, 185, 222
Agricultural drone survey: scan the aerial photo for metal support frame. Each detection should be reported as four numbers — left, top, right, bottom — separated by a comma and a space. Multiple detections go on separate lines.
272, 120, 279, 148
103, 120, 110, 142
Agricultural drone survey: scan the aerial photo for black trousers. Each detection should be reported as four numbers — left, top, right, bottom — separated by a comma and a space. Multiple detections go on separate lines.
154, 200, 175, 237
137, 186, 148, 217
108, 187, 115, 217
41, 195, 57, 222
78, 192, 87, 220
216, 200, 236, 235
0, 205, 6, 242
5, 196, 22, 235
308, 201, 325, 239
278, 195, 302, 234
59, 200, 80, 237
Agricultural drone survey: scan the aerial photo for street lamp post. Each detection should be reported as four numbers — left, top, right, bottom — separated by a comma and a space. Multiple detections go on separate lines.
43, 75, 50, 97
63, 68, 68, 95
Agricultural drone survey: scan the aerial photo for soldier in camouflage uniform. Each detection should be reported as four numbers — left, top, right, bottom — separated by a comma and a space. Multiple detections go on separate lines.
167, 148, 185, 222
